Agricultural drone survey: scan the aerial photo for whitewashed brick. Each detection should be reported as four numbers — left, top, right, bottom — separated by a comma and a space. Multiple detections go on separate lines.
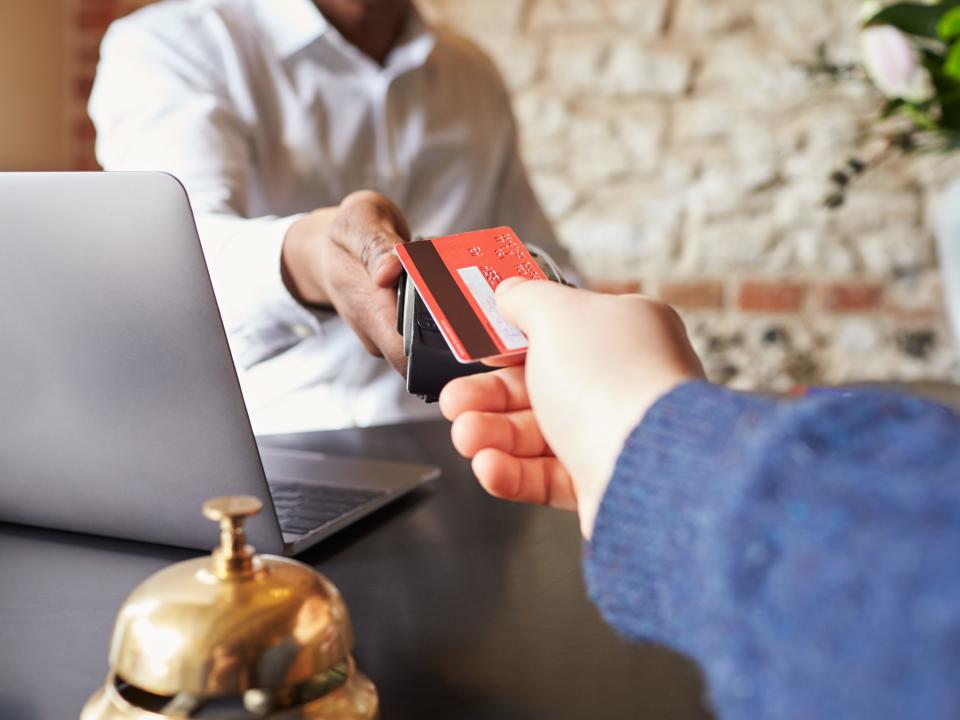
616, 112, 664, 172
732, 122, 780, 190
787, 226, 857, 274
600, 43, 692, 97
606, 0, 669, 38
560, 192, 682, 272
564, 117, 627, 182
673, 0, 755, 35
752, 0, 859, 59
685, 216, 777, 270
528, 0, 607, 31
799, 107, 862, 155
422, 0, 527, 34
470, 36, 543, 90
831, 190, 920, 236
514, 89, 569, 140
520, 136, 569, 171
699, 36, 810, 109
545, 35, 608, 93
567, 117, 630, 187
530, 171, 579, 219
857, 224, 935, 275
673, 97, 737, 142
886, 271, 944, 311
837, 318, 884, 354
568, 139, 631, 183
685, 167, 749, 219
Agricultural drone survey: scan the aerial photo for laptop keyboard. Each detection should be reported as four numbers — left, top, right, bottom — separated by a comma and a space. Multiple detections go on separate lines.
268, 480, 387, 536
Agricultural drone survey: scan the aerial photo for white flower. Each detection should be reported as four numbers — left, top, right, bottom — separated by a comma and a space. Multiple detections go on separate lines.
859, 25, 934, 102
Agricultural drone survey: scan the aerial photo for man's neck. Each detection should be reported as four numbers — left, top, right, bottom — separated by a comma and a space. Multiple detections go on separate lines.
313, 0, 410, 65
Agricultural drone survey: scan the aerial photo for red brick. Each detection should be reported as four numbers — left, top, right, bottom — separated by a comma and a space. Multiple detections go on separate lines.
588, 279, 643, 295
73, 76, 95, 101
76, 6, 121, 33
72, 117, 96, 141
73, 152, 102, 172
77, 0, 124, 8
884, 305, 943, 321
738, 280, 808, 312
820, 282, 884, 312
74, 46, 101, 66
658, 279, 724, 309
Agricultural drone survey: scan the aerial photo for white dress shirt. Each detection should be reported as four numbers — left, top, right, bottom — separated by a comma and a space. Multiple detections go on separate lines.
89, 0, 566, 434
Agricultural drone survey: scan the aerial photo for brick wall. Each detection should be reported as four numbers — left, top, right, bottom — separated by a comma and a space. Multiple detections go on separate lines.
68, 0, 960, 389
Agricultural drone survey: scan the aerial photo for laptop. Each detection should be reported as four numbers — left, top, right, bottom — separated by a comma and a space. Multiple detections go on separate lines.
0, 172, 439, 555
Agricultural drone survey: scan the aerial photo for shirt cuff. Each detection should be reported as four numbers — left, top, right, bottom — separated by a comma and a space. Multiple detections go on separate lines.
583, 380, 779, 652
195, 212, 324, 367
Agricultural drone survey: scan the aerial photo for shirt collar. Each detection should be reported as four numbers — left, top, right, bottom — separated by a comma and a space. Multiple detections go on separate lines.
251, 0, 437, 72
382, 6, 436, 76
250, 0, 329, 59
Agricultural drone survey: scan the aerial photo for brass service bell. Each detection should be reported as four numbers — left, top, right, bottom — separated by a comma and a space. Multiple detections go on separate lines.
81, 496, 378, 719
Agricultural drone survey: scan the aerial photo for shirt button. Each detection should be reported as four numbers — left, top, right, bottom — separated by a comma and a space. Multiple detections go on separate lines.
291, 323, 314, 338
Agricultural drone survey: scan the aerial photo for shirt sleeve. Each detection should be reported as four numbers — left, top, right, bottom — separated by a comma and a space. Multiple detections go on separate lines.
88, 13, 320, 368
585, 381, 960, 719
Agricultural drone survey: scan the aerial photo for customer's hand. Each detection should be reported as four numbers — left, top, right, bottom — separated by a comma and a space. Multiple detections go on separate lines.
439, 280, 705, 538
281, 191, 410, 373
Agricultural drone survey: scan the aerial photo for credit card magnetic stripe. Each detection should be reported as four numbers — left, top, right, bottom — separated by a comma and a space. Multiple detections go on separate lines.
397, 241, 500, 359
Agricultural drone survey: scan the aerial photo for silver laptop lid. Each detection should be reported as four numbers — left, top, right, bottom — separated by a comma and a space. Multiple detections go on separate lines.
0, 172, 283, 553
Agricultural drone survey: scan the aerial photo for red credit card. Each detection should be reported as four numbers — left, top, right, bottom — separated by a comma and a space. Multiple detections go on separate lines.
395, 227, 547, 363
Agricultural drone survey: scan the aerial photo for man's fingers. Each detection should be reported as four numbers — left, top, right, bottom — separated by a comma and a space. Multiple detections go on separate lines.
450, 409, 551, 458
439, 366, 529, 419
348, 282, 405, 373
334, 191, 410, 284
366, 293, 406, 374
371, 253, 404, 289
471, 449, 577, 512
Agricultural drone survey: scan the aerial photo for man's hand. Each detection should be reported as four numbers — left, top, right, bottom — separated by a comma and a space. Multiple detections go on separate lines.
282, 191, 410, 373
440, 280, 705, 538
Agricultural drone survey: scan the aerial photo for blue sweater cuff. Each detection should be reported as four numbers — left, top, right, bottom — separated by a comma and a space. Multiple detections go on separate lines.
583, 380, 778, 653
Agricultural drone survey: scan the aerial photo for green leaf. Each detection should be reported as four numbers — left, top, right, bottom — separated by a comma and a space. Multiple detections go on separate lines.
938, 6, 960, 40
882, 97, 907, 117
936, 80, 960, 129
865, 1, 960, 38
946, 41, 960, 80
921, 49, 960, 95
940, 97, 960, 129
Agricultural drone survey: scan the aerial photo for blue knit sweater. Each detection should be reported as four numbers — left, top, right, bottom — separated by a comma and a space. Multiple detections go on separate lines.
584, 381, 960, 718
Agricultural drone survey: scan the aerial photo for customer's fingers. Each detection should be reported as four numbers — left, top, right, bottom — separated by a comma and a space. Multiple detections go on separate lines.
450, 409, 551, 459
494, 276, 586, 337
471, 449, 577, 511
333, 190, 411, 287
439, 366, 530, 419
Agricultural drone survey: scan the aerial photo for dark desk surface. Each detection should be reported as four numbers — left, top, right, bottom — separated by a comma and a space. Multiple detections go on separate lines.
0, 419, 709, 720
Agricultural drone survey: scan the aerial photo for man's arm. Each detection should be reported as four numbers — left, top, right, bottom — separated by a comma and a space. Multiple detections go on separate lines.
89, 15, 301, 353
587, 383, 960, 718
89, 13, 407, 371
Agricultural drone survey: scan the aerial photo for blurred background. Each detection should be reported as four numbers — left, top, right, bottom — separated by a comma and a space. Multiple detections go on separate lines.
3, 0, 960, 390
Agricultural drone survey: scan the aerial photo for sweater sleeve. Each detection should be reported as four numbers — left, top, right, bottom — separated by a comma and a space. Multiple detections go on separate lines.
584, 380, 960, 719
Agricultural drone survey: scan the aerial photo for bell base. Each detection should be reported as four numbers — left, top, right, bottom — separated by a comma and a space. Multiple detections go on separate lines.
81, 668, 378, 720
